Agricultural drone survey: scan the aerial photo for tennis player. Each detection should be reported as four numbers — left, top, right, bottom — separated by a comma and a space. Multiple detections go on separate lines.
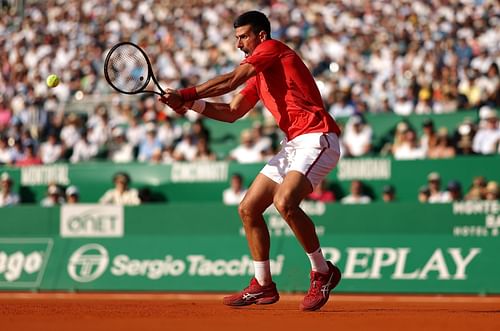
160, 10, 342, 311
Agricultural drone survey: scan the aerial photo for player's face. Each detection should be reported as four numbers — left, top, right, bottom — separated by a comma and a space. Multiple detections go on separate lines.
235, 25, 262, 57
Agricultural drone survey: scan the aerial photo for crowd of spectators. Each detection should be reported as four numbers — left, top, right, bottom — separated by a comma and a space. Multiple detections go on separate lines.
0, 0, 499, 167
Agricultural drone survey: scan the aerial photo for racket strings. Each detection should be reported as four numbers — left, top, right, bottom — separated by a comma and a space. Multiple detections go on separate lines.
106, 44, 149, 93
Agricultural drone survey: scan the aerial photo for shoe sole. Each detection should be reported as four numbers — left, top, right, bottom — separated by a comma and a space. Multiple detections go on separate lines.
300, 264, 342, 312
223, 295, 280, 307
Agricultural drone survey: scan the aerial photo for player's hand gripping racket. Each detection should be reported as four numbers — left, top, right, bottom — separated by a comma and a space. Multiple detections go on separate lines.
104, 42, 166, 96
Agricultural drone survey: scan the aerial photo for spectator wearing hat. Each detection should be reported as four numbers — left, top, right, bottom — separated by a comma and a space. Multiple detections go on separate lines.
485, 181, 499, 201
65, 185, 80, 204
473, 108, 500, 155
342, 115, 373, 158
0, 172, 20, 207
442, 181, 463, 203
99, 172, 141, 205
382, 185, 396, 203
427, 172, 447, 203
40, 184, 65, 207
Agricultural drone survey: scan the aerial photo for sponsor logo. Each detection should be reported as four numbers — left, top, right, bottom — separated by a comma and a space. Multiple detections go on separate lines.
170, 161, 228, 182
0, 238, 53, 287
60, 204, 124, 238
322, 247, 480, 280
68, 244, 109, 282
20, 164, 69, 185
337, 158, 391, 180
452, 201, 500, 237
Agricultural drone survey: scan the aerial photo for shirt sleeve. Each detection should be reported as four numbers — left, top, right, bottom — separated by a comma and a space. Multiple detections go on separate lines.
239, 76, 259, 106
241, 40, 280, 73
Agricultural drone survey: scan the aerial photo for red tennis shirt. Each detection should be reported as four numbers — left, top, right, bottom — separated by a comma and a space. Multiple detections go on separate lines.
240, 39, 340, 140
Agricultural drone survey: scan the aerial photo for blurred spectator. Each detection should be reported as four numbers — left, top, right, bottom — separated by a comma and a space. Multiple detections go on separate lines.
39, 132, 64, 164
174, 126, 198, 162
465, 176, 488, 201
393, 128, 425, 160
70, 129, 99, 163
223, 173, 247, 205
194, 137, 216, 161
228, 129, 264, 164
251, 122, 273, 157
427, 172, 447, 204
427, 128, 456, 159
341, 180, 371, 204
454, 118, 477, 156
382, 185, 396, 203
0, 172, 20, 207
40, 184, 65, 207
137, 123, 162, 162
442, 181, 463, 203
485, 181, 499, 201
473, 108, 500, 155
65, 185, 80, 204
99, 172, 140, 205
0, 136, 14, 165
15, 143, 43, 166
342, 115, 372, 158
157, 116, 182, 148
418, 186, 431, 203
59, 113, 82, 149
420, 119, 437, 156
108, 127, 134, 163
307, 179, 335, 203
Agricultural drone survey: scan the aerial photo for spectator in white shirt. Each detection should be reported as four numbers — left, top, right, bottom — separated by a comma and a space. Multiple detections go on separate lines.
0, 172, 20, 207
59, 113, 81, 149
108, 127, 134, 163
40, 184, 65, 207
223, 173, 248, 205
99, 172, 141, 205
393, 128, 426, 160
341, 180, 372, 204
70, 129, 99, 163
39, 132, 64, 164
342, 115, 372, 157
473, 108, 500, 155
427, 172, 448, 203
228, 129, 264, 164
0, 136, 13, 165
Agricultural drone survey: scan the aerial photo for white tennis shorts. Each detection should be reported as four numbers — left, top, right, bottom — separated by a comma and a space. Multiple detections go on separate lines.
260, 132, 341, 188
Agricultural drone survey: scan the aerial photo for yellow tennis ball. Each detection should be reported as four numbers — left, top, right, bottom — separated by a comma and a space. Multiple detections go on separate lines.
46, 74, 60, 88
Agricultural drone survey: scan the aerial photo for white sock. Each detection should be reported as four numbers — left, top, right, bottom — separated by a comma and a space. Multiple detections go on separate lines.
253, 260, 272, 286
306, 248, 329, 273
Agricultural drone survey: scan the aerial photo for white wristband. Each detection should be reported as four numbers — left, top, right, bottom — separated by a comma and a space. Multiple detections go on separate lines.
191, 100, 206, 113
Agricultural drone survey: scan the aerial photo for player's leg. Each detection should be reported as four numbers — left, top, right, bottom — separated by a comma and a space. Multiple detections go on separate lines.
238, 173, 277, 261
223, 173, 279, 306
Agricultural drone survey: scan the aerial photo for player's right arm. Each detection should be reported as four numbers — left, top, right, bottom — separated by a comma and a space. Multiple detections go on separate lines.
194, 93, 256, 123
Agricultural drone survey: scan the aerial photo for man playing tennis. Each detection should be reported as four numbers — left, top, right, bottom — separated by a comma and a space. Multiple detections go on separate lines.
160, 10, 342, 311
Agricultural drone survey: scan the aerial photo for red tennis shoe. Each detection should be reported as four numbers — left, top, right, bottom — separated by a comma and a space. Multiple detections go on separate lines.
300, 261, 342, 311
223, 278, 280, 306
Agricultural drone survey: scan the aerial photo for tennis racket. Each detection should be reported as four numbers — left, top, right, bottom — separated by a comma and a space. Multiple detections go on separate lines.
104, 42, 166, 96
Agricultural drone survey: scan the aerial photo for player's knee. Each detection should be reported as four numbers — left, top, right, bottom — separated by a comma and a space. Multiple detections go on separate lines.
238, 200, 256, 222
273, 194, 296, 220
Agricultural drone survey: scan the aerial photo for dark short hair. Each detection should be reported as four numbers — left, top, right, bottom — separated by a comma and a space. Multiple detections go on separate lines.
233, 11, 271, 38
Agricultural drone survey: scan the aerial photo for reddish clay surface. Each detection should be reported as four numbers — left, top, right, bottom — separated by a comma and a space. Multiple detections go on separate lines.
1, 293, 499, 331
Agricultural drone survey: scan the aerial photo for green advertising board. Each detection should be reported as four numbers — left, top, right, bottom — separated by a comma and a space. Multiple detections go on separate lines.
0, 201, 499, 294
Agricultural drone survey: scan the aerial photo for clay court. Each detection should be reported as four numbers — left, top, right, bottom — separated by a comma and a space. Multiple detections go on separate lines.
1, 292, 499, 331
